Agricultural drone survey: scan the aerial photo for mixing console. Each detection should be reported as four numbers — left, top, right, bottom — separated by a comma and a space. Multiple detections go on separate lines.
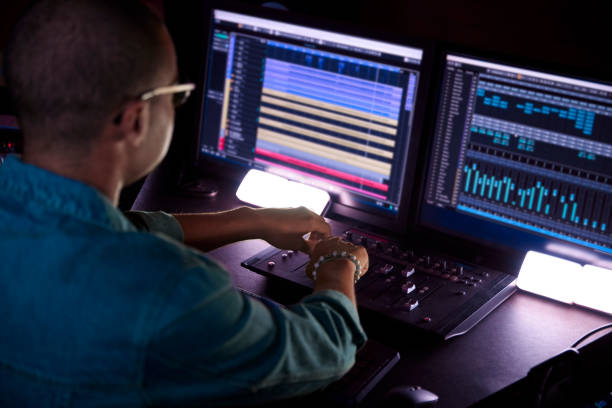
242, 223, 517, 340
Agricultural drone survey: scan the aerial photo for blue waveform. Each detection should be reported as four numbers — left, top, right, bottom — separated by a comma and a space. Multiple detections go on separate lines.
470, 125, 510, 147
477, 88, 509, 109
462, 162, 606, 232
476, 88, 595, 136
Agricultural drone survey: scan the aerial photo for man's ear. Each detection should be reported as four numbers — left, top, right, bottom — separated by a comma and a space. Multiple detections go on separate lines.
113, 100, 150, 147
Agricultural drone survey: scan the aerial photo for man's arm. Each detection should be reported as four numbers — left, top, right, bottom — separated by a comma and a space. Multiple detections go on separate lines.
143, 249, 367, 406
175, 206, 368, 309
172, 206, 330, 252
126, 208, 366, 308
306, 237, 369, 308
314, 259, 357, 304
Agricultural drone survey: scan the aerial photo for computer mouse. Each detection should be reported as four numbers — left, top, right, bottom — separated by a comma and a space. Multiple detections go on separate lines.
383, 385, 439, 408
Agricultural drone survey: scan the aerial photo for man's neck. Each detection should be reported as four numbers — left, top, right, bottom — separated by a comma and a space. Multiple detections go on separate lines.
23, 149, 124, 206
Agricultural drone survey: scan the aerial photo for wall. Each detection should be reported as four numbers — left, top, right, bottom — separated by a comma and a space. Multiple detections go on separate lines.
247, 0, 610, 80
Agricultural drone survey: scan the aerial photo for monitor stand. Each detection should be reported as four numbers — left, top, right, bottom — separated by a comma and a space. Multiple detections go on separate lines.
177, 178, 219, 198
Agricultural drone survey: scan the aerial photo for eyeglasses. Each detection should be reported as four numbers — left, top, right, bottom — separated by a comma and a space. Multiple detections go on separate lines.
139, 83, 196, 107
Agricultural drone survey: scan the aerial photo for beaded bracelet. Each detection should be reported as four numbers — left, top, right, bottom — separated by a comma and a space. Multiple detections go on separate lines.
312, 251, 362, 284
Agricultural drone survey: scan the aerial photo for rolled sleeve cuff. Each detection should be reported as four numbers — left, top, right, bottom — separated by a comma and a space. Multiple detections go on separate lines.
300, 289, 367, 349
123, 210, 185, 242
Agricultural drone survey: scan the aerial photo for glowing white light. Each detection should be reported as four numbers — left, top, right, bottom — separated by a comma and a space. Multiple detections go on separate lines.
517, 251, 581, 304
517, 252, 612, 315
575, 265, 612, 315
236, 169, 330, 215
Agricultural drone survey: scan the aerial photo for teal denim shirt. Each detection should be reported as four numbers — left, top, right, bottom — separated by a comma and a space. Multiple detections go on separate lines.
0, 156, 366, 407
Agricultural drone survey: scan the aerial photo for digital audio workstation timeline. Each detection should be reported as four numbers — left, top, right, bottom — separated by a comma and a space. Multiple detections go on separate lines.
199, 8, 612, 262
423, 55, 612, 257
199, 10, 424, 215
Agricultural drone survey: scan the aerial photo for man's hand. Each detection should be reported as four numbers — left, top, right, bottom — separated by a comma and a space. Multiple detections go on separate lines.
255, 206, 331, 254
305, 237, 369, 280
304, 236, 369, 307
174, 206, 330, 252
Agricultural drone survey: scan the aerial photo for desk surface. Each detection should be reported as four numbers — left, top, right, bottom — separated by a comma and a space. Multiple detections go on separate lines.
131, 165, 612, 408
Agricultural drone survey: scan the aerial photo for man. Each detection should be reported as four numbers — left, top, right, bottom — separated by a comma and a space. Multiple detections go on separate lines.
0, 0, 369, 406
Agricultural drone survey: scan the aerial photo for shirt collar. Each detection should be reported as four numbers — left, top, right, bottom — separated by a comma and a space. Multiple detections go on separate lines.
0, 155, 136, 232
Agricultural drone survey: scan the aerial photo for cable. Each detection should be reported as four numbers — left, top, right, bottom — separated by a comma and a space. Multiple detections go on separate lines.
534, 365, 554, 408
530, 324, 612, 408
571, 322, 612, 348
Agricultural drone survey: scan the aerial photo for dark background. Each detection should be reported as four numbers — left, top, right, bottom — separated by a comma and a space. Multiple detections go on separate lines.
174, 0, 610, 78
2, 0, 610, 207
3, 0, 610, 95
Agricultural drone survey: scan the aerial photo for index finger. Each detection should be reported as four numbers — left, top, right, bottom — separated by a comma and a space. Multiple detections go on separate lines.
301, 237, 319, 254
296, 206, 331, 238
311, 215, 331, 238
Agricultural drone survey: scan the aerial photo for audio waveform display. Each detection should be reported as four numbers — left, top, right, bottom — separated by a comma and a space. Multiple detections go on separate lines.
477, 88, 596, 136
461, 161, 609, 235
425, 54, 612, 256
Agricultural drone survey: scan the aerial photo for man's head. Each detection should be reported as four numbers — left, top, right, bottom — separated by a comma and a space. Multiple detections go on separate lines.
4, 0, 178, 185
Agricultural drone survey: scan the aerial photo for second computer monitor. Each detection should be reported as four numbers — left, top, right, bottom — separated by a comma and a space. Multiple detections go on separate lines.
421, 52, 612, 263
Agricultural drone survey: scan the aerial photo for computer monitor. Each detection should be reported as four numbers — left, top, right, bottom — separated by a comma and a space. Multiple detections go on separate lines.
197, 5, 429, 230
420, 51, 612, 266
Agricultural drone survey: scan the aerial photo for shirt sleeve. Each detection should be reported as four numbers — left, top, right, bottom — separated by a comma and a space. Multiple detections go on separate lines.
143, 253, 367, 407
122, 210, 184, 242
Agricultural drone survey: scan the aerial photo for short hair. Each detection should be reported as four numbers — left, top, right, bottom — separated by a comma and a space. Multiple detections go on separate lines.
3, 0, 170, 150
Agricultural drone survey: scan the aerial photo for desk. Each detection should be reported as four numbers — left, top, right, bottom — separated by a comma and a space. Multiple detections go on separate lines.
130, 165, 612, 408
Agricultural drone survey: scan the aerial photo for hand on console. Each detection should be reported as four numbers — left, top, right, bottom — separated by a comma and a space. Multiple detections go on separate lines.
174, 206, 330, 252
305, 237, 369, 280
304, 237, 369, 307
255, 206, 331, 253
